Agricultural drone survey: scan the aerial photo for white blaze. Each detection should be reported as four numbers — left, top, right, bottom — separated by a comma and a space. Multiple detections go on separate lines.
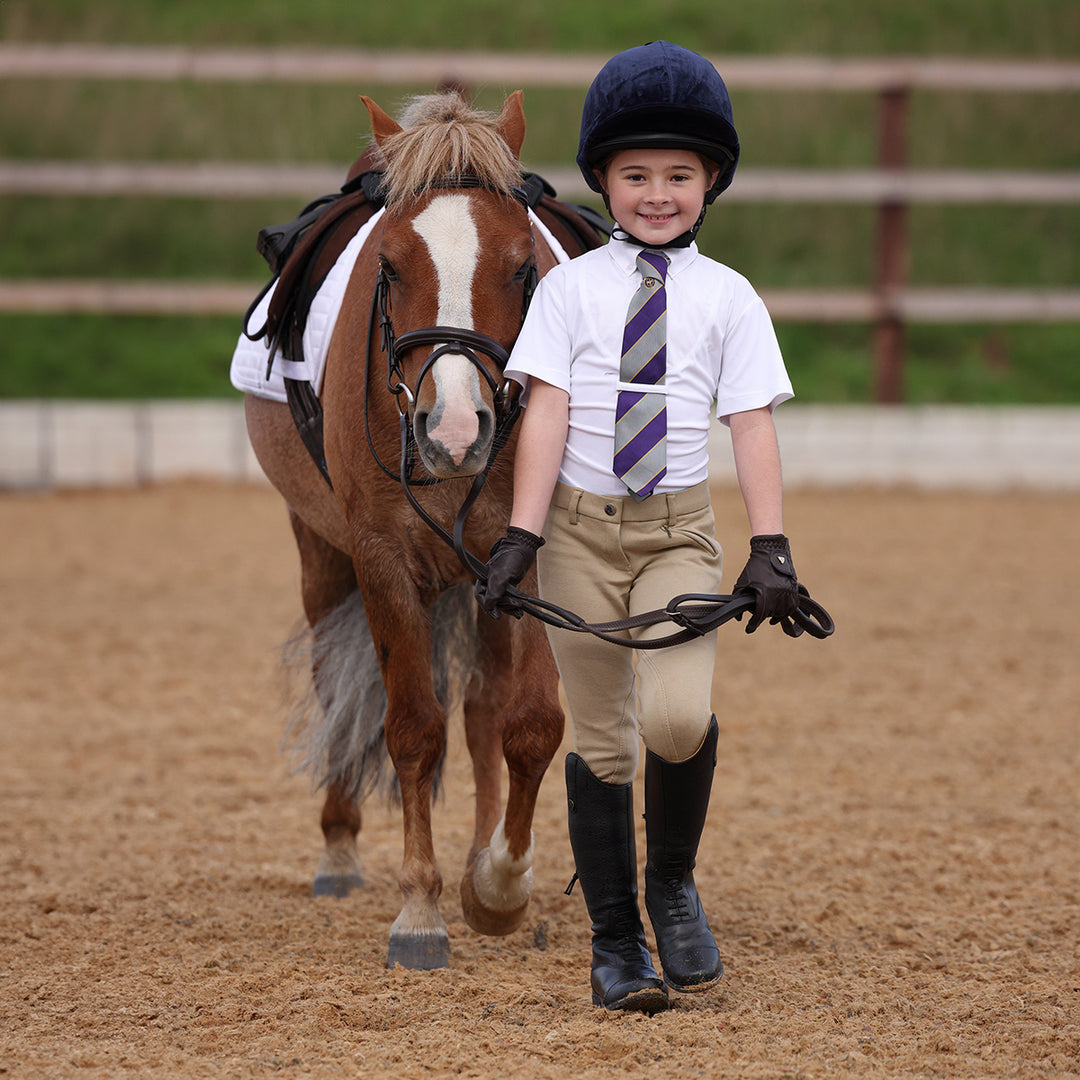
412, 193, 478, 328
410, 194, 482, 465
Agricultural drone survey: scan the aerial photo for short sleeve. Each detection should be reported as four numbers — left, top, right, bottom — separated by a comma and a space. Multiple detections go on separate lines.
504, 270, 573, 393
714, 289, 794, 425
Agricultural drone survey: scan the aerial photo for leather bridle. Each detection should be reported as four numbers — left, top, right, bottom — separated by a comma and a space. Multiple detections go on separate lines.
362, 180, 537, 488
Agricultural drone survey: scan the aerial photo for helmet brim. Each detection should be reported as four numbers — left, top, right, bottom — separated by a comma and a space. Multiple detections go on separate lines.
587, 132, 735, 167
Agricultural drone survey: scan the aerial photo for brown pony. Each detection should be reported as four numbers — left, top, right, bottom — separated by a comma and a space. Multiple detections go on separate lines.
245, 92, 567, 969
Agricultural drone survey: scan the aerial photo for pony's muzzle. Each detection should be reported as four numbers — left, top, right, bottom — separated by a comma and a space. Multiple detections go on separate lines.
413, 351, 496, 476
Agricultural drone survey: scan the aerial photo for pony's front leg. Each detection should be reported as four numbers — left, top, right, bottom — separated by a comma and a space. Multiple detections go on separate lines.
383, 682, 449, 969
461, 609, 563, 936
361, 576, 450, 970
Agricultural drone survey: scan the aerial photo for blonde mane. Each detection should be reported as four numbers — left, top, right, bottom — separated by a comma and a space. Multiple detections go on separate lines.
376, 93, 522, 206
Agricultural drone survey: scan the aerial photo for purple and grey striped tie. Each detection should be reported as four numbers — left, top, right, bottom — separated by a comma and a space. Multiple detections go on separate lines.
614, 250, 669, 500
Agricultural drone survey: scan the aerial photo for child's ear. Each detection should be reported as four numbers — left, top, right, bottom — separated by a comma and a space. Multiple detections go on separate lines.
593, 167, 608, 192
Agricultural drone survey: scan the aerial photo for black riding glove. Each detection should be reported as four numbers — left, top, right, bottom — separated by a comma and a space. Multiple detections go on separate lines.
733, 533, 800, 634
475, 526, 545, 619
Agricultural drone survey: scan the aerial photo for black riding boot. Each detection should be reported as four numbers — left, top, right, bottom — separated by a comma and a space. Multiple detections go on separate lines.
644, 716, 723, 992
565, 753, 669, 1013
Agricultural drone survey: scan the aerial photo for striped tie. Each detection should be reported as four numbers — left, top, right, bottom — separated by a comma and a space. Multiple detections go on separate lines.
614, 250, 669, 500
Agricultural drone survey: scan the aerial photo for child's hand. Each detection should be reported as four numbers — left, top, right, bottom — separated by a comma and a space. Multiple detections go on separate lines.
732, 533, 799, 633
475, 527, 545, 619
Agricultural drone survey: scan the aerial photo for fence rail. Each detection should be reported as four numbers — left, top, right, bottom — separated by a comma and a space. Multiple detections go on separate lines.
5, 159, 1080, 204
5, 279, 1078, 325
3, 44, 1080, 91
4, 44, 1080, 401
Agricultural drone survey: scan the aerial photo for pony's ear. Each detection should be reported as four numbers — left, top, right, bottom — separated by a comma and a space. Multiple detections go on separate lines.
362, 96, 402, 149
496, 90, 527, 160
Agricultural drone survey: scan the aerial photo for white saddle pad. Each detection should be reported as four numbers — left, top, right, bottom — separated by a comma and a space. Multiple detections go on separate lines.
229, 207, 570, 403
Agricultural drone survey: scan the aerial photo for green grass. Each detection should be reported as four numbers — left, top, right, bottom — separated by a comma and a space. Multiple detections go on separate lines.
0, 315, 244, 399
7, 196, 1077, 290
5, 0, 1079, 56
6, 81, 1079, 171
778, 323, 1080, 404
1, 1, 1079, 402
3, 315, 1078, 405
0, 196, 293, 280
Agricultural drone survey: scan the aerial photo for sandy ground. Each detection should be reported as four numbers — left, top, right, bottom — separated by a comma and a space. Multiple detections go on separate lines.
1, 480, 1078, 1079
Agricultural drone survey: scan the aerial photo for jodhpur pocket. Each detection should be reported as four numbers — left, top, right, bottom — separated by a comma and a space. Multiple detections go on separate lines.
669, 527, 721, 560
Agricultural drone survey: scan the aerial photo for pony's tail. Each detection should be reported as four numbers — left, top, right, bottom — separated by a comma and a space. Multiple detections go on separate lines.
284, 584, 478, 804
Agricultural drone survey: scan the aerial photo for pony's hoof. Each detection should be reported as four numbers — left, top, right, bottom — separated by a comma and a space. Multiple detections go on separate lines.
386, 932, 450, 971
312, 873, 364, 898
460, 868, 529, 936
459, 830, 534, 937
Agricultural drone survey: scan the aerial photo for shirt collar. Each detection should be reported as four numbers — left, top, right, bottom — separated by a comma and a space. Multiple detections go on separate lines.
606, 236, 698, 278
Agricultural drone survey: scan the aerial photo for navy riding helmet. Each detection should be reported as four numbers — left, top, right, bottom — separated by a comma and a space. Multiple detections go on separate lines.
577, 41, 740, 208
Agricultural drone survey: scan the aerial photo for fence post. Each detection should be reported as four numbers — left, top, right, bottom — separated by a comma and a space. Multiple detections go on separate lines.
873, 84, 910, 403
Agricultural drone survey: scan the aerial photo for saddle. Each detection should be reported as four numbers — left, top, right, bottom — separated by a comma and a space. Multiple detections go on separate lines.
243, 147, 610, 485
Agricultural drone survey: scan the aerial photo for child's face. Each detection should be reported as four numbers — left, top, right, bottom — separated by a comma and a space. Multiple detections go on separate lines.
597, 148, 718, 246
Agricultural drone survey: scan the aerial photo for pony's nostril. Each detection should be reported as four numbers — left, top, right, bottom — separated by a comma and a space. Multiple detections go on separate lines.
476, 409, 494, 447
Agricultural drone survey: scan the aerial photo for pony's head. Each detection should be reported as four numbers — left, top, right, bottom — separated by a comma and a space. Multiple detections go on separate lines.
362, 91, 537, 478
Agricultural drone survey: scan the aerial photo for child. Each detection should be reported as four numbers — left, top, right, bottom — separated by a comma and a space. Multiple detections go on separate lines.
477, 41, 802, 1014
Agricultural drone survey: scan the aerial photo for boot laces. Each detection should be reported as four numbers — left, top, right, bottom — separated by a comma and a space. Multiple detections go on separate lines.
658, 865, 693, 921
610, 908, 646, 960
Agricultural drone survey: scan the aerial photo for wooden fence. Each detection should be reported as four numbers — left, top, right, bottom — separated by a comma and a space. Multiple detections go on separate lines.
3, 44, 1080, 402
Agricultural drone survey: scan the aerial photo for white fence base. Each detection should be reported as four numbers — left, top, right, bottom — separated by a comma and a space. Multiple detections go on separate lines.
713, 405, 1080, 491
0, 400, 264, 489
1, 401, 1077, 492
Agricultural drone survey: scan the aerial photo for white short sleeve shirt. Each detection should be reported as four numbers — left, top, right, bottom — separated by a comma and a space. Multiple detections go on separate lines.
505, 238, 794, 497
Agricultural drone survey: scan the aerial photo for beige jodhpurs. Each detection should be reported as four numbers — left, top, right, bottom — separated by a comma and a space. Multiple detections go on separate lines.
537, 480, 723, 785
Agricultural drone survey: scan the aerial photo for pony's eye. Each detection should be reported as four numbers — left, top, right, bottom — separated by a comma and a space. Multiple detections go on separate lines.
379, 257, 399, 282
512, 258, 535, 283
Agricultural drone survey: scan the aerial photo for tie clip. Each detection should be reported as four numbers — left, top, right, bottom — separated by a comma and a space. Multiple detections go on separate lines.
616, 381, 668, 395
